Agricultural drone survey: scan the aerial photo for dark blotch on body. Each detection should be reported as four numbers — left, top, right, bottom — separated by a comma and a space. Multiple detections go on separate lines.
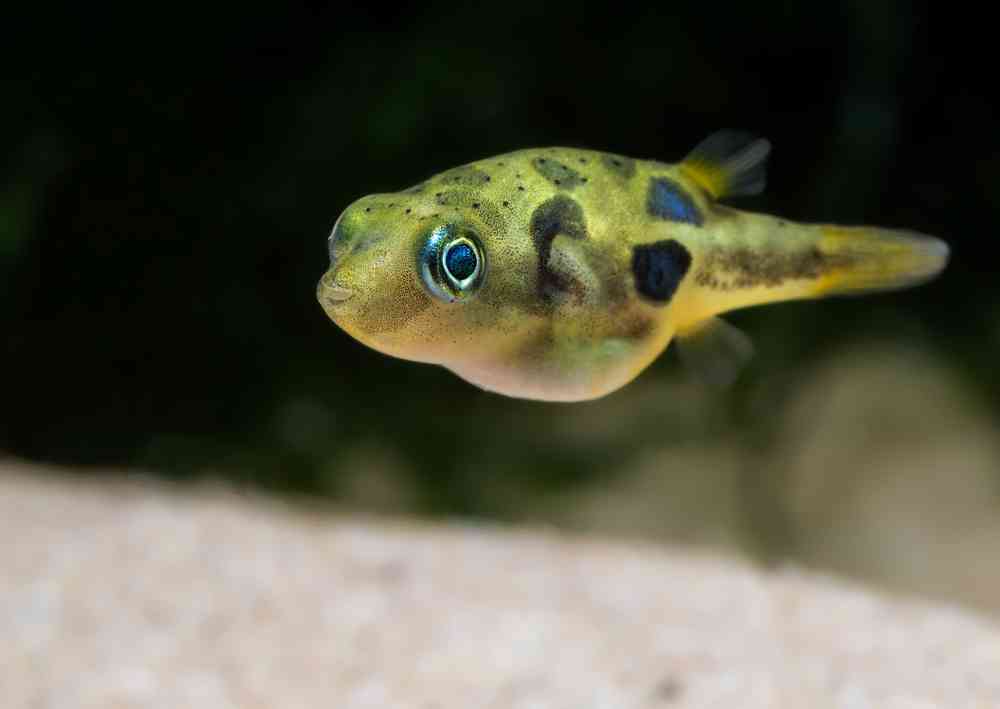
696, 247, 856, 290
532, 157, 585, 190
600, 154, 636, 179
647, 177, 703, 226
622, 313, 654, 341
529, 196, 588, 301
632, 240, 692, 304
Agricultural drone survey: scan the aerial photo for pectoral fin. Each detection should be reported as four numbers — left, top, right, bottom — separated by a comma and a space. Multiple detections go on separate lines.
542, 235, 601, 305
675, 316, 754, 388
680, 131, 771, 200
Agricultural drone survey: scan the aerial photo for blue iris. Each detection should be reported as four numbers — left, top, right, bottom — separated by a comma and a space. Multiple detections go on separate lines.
445, 242, 477, 281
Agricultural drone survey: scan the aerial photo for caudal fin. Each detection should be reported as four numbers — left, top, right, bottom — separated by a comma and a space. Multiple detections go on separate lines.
813, 226, 950, 297
671, 222, 948, 388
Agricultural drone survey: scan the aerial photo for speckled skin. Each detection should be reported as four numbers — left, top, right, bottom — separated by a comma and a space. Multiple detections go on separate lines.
318, 141, 947, 401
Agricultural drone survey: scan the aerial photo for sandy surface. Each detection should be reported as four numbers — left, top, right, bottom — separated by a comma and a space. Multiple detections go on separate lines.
3, 461, 1000, 709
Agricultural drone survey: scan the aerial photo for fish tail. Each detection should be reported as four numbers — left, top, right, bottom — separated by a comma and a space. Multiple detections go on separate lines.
811, 225, 949, 297
673, 224, 947, 389
682, 219, 949, 324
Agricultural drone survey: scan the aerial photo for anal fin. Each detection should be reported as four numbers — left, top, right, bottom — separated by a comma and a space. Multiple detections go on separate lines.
675, 316, 754, 389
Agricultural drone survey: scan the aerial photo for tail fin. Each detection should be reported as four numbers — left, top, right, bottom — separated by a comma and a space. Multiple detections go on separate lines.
812, 226, 950, 297
673, 226, 947, 387
681, 219, 950, 325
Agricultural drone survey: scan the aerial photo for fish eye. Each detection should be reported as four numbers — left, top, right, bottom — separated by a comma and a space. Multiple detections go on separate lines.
443, 239, 480, 287
419, 225, 486, 302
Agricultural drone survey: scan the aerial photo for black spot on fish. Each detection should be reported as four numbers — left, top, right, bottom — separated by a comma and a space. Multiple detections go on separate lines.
601, 154, 636, 179
530, 196, 588, 302
438, 165, 491, 187
436, 190, 471, 207
632, 240, 691, 304
647, 177, 703, 226
696, 246, 856, 290
532, 157, 585, 189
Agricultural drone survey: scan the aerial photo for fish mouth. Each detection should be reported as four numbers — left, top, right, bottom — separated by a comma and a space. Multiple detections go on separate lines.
317, 271, 355, 312
324, 285, 355, 304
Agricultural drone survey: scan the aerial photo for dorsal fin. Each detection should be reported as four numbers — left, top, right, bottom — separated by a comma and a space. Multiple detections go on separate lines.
679, 131, 771, 200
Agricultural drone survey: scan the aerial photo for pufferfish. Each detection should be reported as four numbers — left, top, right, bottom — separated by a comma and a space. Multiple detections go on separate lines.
318, 132, 948, 402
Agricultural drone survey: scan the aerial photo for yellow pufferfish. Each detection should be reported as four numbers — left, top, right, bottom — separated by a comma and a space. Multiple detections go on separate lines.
318, 132, 948, 402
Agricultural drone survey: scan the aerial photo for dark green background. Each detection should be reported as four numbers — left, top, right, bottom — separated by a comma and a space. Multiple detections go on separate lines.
2, 4, 994, 540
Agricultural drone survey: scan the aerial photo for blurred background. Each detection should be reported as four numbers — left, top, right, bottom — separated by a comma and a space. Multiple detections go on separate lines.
3, 4, 998, 612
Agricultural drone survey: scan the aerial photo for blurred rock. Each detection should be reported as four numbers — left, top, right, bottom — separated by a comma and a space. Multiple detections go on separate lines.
540, 342, 1000, 615
3, 460, 1000, 709
774, 343, 1000, 611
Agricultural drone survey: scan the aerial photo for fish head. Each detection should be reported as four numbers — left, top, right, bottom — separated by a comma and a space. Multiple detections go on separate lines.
317, 184, 538, 370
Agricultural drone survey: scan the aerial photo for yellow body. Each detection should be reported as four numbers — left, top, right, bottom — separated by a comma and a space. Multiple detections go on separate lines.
318, 133, 948, 401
